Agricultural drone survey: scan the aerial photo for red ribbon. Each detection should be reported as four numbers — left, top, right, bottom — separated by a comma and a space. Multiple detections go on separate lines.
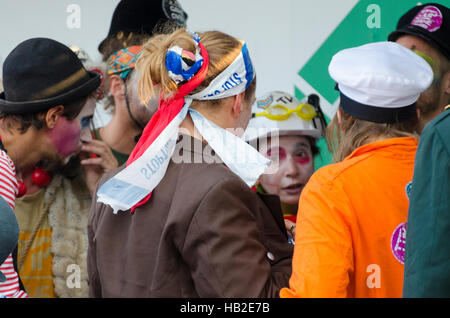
126, 42, 210, 213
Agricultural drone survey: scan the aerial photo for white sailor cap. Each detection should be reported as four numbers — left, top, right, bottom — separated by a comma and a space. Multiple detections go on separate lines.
329, 41, 434, 123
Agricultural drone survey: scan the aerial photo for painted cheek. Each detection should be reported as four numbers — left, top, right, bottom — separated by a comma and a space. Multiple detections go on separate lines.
295, 156, 311, 165
47, 118, 81, 157
266, 147, 287, 161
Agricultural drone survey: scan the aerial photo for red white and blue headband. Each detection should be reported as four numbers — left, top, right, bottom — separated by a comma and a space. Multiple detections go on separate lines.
97, 32, 266, 214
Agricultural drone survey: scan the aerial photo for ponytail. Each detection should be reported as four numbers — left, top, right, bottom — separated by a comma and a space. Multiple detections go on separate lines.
136, 28, 255, 106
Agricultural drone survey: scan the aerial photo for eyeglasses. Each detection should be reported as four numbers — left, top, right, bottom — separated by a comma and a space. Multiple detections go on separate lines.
252, 103, 317, 121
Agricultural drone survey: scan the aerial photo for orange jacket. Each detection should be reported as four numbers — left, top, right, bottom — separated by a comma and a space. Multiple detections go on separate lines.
280, 137, 418, 298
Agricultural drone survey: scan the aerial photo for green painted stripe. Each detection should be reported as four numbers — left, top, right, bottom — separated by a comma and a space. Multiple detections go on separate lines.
294, 85, 305, 101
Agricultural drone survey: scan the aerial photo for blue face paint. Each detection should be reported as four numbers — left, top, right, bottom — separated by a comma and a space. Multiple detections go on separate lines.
80, 115, 93, 129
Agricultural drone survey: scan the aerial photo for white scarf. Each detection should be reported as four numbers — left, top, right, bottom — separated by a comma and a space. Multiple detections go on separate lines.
97, 41, 270, 214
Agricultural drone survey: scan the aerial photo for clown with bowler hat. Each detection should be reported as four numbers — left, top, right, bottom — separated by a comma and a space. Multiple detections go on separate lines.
0, 37, 100, 298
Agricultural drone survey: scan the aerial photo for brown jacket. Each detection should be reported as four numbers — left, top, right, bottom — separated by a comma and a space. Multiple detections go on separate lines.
88, 135, 293, 298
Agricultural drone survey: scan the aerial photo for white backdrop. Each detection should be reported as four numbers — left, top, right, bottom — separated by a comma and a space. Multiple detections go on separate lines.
0, 0, 357, 109
180, 0, 357, 103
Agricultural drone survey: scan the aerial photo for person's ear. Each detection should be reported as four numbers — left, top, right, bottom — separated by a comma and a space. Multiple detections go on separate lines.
109, 75, 125, 100
45, 105, 64, 129
336, 107, 345, 136
231, 92, 245, 119
336, 107, 343, 125
416, 107, 421, 119
443, 69, 450, 95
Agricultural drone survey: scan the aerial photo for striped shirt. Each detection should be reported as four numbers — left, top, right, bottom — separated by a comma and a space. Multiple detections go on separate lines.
0, 149, 28, 298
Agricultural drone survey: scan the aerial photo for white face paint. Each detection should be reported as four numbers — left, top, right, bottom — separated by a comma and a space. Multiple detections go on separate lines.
127, 70, 158, 127
259, 136, 314, 205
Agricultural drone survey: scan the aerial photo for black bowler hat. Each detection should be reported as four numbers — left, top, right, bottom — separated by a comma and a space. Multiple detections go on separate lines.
0, 196, 19, 283
388, 3, 449, 60
98, 0, 188, 54
0, 38, 101, 114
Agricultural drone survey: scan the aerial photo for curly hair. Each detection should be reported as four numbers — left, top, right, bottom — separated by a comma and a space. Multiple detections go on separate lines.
0, 94, 90, 134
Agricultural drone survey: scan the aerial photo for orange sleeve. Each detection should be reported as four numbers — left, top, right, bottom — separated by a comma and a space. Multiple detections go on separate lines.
280, 171, 354, 298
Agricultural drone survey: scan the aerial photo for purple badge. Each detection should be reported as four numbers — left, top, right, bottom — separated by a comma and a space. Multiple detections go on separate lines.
391, 222, 407, 264
411, 6, 443, 32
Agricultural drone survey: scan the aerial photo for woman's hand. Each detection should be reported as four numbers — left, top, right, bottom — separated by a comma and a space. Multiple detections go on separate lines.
284, 219, 296, 241
79, 140, 119, 195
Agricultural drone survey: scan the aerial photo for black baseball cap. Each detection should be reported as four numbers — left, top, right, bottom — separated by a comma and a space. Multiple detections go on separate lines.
388, 3, 449, 60
98, 0, 188, 54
